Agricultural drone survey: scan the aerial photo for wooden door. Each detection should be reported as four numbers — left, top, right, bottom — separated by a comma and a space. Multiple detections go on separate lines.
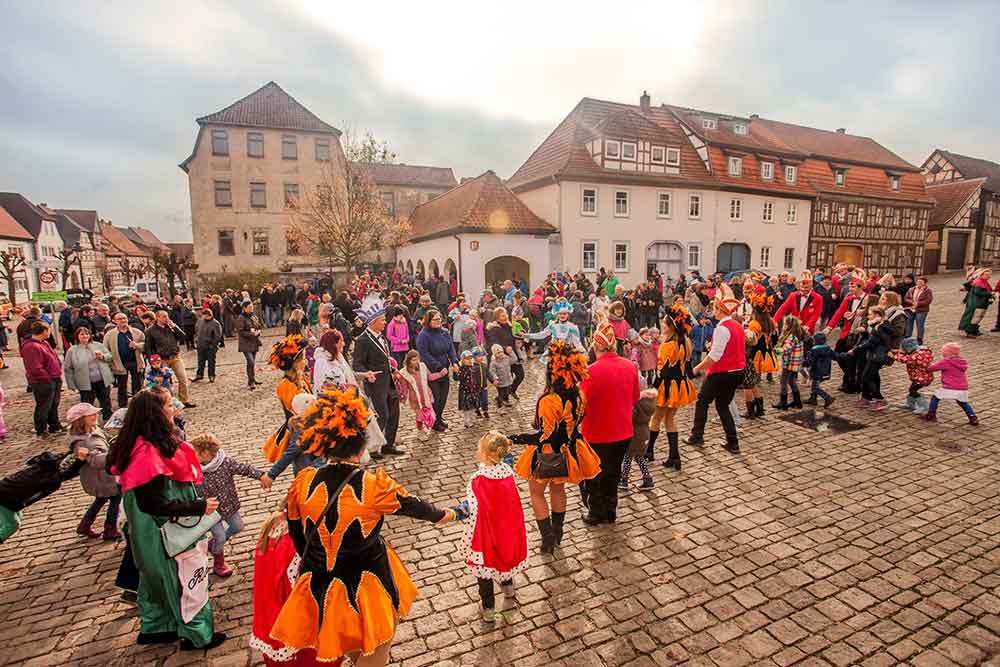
922, 249, 939, 275
716, 243, 750, 273
946, 232, 968, 270
834, 244, 864, 267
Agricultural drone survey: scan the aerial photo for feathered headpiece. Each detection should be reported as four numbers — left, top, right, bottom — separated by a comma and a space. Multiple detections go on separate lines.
663, 303, 692, 335
269, 334, 306, 371
749, 292, 776, 314
355, 293, 386, 326
798, 270, 815, 285
552, 300, 573, 316
713, 297, 742, 316
546, 340, 589, 388
749, 271, 766, 284
298, 386, 371, 456
849, 268, 868, 287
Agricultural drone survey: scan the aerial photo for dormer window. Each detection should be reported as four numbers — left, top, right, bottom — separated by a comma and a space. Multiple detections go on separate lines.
785, 165, 797, 184
651, 146, 665, 164
890, 175, 901, 191
666, 148, 681, 166
728, 157, 742, 177
733, 123, 747, 135
621, 142, 636, 162
761, 161, 774, 180
835, 169, 846, 186
702, 118, 717, 130
605, 140, 620, 159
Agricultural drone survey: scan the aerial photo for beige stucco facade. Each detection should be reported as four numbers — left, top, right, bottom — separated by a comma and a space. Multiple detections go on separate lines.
185, 124, 345, 276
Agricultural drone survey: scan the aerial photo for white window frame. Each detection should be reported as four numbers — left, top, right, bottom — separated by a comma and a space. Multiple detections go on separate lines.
650, 146, 665, 164
821, 202, 830, 221
687, 243, 702, 269
688, 194, 702, 219
783, 247, 795, 270
760, 246, 771, 269
762, 201, 774, 223
786, 202, 798, 224
785, 165, 797, 184
614, 190, 630, 217
666, 147, 681, 166
761, 161, 774, 180
613, 241, 630, 272
702, 118, 717, 130
657, 192, 672, 218
733, 123, 747, 135
581, 186, 598, 216
728, 157, 742, 176
582, 240, 598, 271
729, 198, 743, 221
890, 176, 900, 191
621, 142, 637, 162
835, 170, 845, 186
605, 140, 620, 159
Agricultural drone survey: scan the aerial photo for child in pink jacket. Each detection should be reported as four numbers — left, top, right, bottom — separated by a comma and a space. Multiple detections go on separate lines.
386, 308, 411, 368
923, 342, 977, 425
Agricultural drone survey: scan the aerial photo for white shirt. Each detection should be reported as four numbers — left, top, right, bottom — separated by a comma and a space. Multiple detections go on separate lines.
708, 316, 732, 362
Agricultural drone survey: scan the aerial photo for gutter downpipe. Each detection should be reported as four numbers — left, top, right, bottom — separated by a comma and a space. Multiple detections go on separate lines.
453, 235, 463, 293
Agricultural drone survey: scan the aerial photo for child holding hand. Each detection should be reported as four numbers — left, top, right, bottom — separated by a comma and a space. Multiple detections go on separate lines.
889, 338, 934, 414
924, 342, 978, 425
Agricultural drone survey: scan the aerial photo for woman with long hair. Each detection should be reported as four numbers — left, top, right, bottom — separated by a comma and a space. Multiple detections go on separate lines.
267, 387, 458, 666
311, 329, 357, 389
510, 340, 601, 554
645, 304, 697, 470
741, 292, 779, 418
106, 387, 225, 650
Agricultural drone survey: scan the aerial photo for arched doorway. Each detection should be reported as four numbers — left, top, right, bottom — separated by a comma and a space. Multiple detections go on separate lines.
834, 244, 864, 268
646, 242, 684, 281
484, 256, 529, 290
443, 259, 457, 281
415, 259, 425, 280
716, 243, 750, 273
397, 261, 404, 272
406, 260, 413, 275
428, 259, 440, 279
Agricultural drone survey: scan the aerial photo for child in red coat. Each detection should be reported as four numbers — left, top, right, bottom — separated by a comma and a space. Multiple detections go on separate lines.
889, 337, 934, 414
459, 431, 528, 623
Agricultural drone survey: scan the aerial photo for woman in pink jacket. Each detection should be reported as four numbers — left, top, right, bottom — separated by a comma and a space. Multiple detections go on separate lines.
386, 307, 411, 368
923, 342, 977, 425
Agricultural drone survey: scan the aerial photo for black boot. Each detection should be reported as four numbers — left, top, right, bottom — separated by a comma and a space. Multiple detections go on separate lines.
741, 401, 757, 419
664, 432, 681, 471
790, 390, 803, 409
645, 430, 659, 461
772, 394, 789, 410
550, 511, 566, 547
755, 397, 765, 417
536, 517, 555, 555
803, 395, 818, 405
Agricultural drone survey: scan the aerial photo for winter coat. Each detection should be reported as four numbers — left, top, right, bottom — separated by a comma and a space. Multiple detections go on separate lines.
194, 317, 224, 350
929, 357, 969, 391
890, 348, 934, 386
490, 355, 513, 387
197, 450, 263, 519
237, 313, 262, 353
143, 322, 181, 359
63, 343, 115, 391
22, 337, 63, 384
458, 363, 488, 410
69, 428, 118, 499
627, 393, 656, 458
386, 319, 410, 353
0, 452, 85, 512
803, 344, 842, 381
102, 327, 146, 374
416, 326, 457, 373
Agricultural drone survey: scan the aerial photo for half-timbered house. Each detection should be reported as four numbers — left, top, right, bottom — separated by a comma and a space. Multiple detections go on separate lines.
921, 149, 1000, 272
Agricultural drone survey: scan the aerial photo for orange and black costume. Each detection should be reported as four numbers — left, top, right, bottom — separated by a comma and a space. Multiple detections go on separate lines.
655, 339, 697, 408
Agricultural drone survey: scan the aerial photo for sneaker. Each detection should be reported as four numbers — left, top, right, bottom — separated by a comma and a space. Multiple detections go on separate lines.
969, 415, 979, 426
871, 400, 888, 412
617, 480, 629, 491
500, 583, 517, 609
482, 606, 496, 623
639, 479, 654, 491
855, 398, 871, 409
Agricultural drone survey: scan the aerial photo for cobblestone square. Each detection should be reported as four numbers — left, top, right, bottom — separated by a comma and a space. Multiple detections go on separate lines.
1, 272, 998, 667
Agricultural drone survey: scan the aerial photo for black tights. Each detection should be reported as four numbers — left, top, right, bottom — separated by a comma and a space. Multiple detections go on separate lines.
478, 577, 512, 609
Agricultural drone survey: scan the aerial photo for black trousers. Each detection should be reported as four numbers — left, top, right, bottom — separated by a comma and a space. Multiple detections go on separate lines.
860, 360, 885, 400
429, 376, 450, 427
835, 337, 862, 391
115, 363, 143, 408
510, 363, 524, 396
370, 389, 400, 448
80, 380, 113, 421
690, 370, 742, 445
30, 379, 62, 435
183, 325, 196, 350
196, 347, 218, 379
582, 439, 629, 522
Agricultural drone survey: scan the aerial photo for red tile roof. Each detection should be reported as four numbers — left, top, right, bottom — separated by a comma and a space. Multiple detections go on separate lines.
100, 223, 147, 257
0, 206, 34, 241
129, 227, 171, 253
926, 178, 986, 229
753, 118, 915, 171
798, 159, 932, 204
0, 192, 56, 238
409, 171, 556, 242
935, 150, 1000, 192
705, 147, 815, 198
54, 209, 98, 233
355, 163, 458, 189
665, 105, 801, 156
196, 81, 339, 134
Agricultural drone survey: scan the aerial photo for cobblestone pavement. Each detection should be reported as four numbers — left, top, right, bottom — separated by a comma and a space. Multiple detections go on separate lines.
1, 272, 998, 667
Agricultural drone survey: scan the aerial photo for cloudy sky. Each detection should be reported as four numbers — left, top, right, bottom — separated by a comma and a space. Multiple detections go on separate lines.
1, 0, 998, 242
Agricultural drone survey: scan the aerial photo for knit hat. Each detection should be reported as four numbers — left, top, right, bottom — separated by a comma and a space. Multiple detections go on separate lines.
66, 403, 101, 423
472, 347, 486, 357
813, 332, 827, 346
491, 344, 504, 356
149, 354, 162, 362
900, 337, 919, 353
941, 342, 961, 358
460, 350, 474, 360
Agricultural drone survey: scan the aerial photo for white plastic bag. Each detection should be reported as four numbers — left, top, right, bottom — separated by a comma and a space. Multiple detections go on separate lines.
175, 537, 211, 623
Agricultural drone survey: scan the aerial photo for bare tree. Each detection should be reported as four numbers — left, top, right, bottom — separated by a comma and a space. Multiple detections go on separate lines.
286, 131, 396, 282
117, 257, 135, 286
151, 250, 198, 298
0, 250, 27, 307
56, 247, 79, 289
385, 215, 413, 262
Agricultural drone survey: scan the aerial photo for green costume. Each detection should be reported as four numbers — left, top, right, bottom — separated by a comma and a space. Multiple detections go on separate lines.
0, 505, 21, 543
124, 478, 214, 646
958, 281, 993, 335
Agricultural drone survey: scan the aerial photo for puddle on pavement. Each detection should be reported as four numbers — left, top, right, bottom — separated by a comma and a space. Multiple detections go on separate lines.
934, 441, 963, 452
777, 409, 867, 434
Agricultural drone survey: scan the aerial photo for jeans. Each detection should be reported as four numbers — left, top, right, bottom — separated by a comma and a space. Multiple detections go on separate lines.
582, 439, 629, 522
810, 376, 831, 402
83, 494, 121, 525
429, 376, 450, 427
115, 362, 143, 408
905, 311, 928, 342
209, 511, 246, 554
860, 360, 885, 400
243, 351, 256, 384
196, 347, 218, 379
690, 370, 742, 445
779, 369, 800, 400
928, 396, 976, 418
80, 380, 113, 421
30, 379, 62, 435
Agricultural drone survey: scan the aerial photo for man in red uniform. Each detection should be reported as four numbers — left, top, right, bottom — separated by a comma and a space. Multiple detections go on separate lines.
686, 297, 746, 453
580, 321, 640, 525
823, 274, 868, 393
773, 271, 824, 334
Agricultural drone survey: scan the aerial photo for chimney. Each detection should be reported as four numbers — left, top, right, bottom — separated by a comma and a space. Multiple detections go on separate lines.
836, 128, 846, 134
639, 90, 650, 113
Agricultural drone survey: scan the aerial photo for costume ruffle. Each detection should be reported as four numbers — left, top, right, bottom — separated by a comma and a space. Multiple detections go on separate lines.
115, 438, 202, 492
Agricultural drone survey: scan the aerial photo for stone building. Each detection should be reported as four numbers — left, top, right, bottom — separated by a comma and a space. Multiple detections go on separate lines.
179, 81, 345, 278
358, 162, 457, 222
53, 209, 106, 291
921, 149, 1000, 272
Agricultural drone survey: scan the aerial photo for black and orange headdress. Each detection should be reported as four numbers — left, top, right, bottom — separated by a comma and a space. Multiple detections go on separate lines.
299, 386, 371, 456
546, 340, 589, 389
663, 303, 692, 335
270, 334, 306, 371
749, 292, 776, 314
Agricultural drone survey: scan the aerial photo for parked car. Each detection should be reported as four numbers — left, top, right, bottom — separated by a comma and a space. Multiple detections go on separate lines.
65, 288, 95, 308
111, 281, 160, 303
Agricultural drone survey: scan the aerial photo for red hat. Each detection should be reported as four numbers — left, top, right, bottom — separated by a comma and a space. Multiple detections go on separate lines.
593, 320, 616, 350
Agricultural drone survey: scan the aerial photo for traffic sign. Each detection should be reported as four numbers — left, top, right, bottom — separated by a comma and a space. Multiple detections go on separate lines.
39, 270, 56, 285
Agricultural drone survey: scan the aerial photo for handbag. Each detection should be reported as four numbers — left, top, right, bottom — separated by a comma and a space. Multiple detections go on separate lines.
160, 511, 222, 558
298, 468, 362, 575
417, 406, 436, 429
531, 448, 568, 479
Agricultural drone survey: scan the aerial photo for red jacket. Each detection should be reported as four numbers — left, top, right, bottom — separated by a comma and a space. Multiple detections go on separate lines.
580, 353, 640, 444
774, 289, 823, 333
22, 338, 62, 384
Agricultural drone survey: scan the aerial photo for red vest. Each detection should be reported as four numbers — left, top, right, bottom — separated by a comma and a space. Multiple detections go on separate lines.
707, 319, 746, 375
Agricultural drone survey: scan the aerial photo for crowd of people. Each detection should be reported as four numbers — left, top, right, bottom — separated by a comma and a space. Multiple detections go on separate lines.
0, 260, 994, 665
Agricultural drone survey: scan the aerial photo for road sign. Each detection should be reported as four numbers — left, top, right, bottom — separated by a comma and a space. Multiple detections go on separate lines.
39, 270, 56, 285
31, 291, 68, 302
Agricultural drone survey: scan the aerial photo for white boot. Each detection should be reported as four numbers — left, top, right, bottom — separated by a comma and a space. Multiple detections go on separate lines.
500, 581, 517, 610
482, 604, 496, 622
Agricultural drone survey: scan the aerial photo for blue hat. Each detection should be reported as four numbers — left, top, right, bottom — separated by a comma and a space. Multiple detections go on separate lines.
552, 301, 572, 315
355, 296, 386, 326
901, 337, 919, 352
460, 350, 474, 360
472, 347, 486, 357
